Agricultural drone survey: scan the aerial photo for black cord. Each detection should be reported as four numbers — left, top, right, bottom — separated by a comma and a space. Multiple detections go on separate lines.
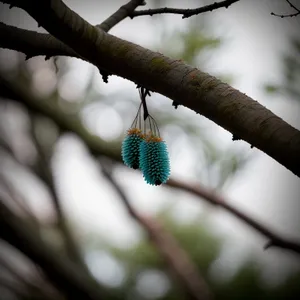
138, 86, 150, 120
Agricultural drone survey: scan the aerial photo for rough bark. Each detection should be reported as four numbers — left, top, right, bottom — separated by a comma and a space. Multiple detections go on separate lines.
0, 22, 80, 59
1, 0, 300, 177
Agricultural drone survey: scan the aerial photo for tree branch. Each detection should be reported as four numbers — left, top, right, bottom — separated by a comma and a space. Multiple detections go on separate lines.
166, 178, 300, 255
0, 278, 31, 299
0, 200, 105, 300
29, 114, 90, 274
1, 0, 299, 177
2, 73, 300, 256
101, 161, 212, 300
0, 22, 80, 60
130, 0, 239, 19
271, 0, 300, 18
286, 0, 300, 12
1, 0, 145, 81
0, 73, 120, 161
0, 173, 40, 226
97, 0, 146, 32
0, 255, 58, 300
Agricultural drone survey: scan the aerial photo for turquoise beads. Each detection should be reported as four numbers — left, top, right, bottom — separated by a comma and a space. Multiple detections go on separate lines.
121, 129, 170, 186
121, 128, 144, 170
139, 137, 170, 185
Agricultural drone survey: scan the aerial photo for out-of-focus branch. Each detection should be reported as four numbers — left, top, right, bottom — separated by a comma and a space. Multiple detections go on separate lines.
98, 0, 146, 32
1, 72, 300, 256
101, 162, 212, 300
0, 199, 105, 300
130, 0, 240, 19
0, 172, 40, 226
29, 115, 90, 274
0, 255, 57, 300
0, 278, 30, 299
271, 0, 300, 18
0, 73, 120, 160
167, 178, 300, 255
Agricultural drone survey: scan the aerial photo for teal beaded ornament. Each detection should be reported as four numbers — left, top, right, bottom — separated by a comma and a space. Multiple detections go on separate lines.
121, 129, 144, 169
139, 138, 170, 185
121, 86, 171, 186
139, 114, 171, 186
121, 103, 144, 170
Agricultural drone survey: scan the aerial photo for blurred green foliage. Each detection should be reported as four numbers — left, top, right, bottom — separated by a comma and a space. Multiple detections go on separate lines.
265, 39, 300, 103
160, 21, 221, 66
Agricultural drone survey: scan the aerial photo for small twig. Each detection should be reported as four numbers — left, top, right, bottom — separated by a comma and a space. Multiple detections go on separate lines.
130, 0, 240, 19
271, 0, 300, 18
97, 0, 146, 32
167, 178, 300, 256
101, 161, 212, 300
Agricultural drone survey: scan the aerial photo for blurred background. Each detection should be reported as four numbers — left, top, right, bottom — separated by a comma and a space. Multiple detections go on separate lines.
0, 0, 300, 299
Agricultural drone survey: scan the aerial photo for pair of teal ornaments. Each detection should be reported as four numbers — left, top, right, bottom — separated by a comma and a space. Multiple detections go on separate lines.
121, 127, 170, 186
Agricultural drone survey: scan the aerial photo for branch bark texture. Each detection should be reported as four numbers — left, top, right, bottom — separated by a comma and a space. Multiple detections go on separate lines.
0, 22, 80, 60
1, 0, 300, 176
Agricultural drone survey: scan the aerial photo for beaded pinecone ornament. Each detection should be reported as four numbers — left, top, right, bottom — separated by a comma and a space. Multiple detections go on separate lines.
121, 87, 170, 186
121, 128, 144, 170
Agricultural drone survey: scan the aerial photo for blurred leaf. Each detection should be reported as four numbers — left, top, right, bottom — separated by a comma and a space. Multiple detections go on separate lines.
264, 84, 279, 94
264, 38, 300, 103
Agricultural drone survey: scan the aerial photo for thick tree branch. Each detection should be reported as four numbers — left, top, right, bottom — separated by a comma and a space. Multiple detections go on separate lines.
1, 0, 299, 177
0, 200, 105, 300
101, 162, 212, 300
130, 0, 240, 19
0, 22, 80, 60
1, 73, 300, 256
1, 0, 146, 80
97, 0, 146, 32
